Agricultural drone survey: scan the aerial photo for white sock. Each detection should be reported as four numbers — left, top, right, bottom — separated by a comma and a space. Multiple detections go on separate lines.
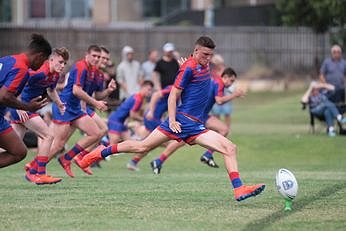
328, 127, 335, 132
337, 114, 342, 122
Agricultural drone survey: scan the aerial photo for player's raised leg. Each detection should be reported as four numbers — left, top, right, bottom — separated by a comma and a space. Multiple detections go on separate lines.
79, 128, 170, 168
194, 130, 265, 201
57, 115, 102, 177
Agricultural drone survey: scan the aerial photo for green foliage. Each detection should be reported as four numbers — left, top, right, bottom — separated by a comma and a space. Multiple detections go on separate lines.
277, 0, 346, 33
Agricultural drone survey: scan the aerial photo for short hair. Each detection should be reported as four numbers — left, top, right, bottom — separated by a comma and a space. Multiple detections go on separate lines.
87, 45, 101, 53
195, 36, 216, 49
28, 33, 52, 58
53, 47, 69, 61
100, 46, 110, 54
141, 80, 154, 88
222, 67, 237, 77
331, 44, 342, 53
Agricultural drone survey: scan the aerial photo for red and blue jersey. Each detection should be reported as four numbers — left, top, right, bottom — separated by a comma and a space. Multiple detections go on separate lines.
201, 75, 225, 122
59, 59, 103, 109
151, 85, 172, 120
20, 61, 60, 103
0, 53, 30, 116
108, 93, 144, 123
174, 56, 211, 122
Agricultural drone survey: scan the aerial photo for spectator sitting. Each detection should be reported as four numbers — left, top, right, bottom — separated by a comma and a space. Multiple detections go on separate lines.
301, 81, 346, 137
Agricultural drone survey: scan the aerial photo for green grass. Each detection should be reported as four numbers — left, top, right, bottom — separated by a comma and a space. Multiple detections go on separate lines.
1, 90, 346, 231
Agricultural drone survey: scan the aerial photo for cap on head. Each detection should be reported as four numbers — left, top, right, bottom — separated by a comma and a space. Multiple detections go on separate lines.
163, 43, 175, 52
122, 46, 134, 55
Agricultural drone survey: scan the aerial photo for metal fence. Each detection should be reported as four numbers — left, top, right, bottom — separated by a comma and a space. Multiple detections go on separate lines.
0, 25, 331, 73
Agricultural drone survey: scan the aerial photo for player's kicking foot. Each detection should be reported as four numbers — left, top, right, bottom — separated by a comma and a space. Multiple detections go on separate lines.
127, 160, 139, 171
200, 155, 219, 168
234, 184, 265, 201
79, 145, 105, 169
25, 172, 62, 185
74, 155, 93, 175
58, 156, 74, 178
150, 160, 162, 174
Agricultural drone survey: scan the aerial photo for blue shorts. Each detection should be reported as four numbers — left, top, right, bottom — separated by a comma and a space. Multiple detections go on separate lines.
158, 113, 208, 144
211, 103, 233, 116
52, 103, 87, 124
9, 108, 40, 124
0, 116, 12, 135
108, 119, 128, 134
86, 106, 95, 117
144, 116, 161, 132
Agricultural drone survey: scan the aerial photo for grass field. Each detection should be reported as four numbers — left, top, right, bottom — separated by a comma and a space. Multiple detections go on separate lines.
1, 90, 346, 231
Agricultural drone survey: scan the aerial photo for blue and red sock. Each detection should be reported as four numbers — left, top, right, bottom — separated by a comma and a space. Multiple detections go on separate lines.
101, 144, 118, 158
36, 156, 48, 175
229, 171, 243, 189
156, 153, 168, 165
202, 150, 214, 159
63, 144, 84, 161
131, 156, 141, 165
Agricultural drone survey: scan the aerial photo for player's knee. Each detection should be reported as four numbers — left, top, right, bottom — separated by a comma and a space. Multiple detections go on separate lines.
13, 146, 27, 163
225, 143, 237, 156
100, 127, 108, 137
220, 127, 229, 136
137, 144, 150, 153
42, 132, 54, 142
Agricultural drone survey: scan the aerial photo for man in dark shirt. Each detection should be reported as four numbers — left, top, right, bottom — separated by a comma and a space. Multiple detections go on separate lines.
152, 43, 179, 91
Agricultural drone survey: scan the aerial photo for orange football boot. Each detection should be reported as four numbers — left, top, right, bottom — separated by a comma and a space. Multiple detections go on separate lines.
58, 156, 74, 177
234, 184, 265, 201
79, 145, 105, 169
74, 155, 93, 175
25, 172, 62, 185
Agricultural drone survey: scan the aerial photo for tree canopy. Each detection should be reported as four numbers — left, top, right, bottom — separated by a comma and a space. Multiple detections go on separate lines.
277, 0, 346, 33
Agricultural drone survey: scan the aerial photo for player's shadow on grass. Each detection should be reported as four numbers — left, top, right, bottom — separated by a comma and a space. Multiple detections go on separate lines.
243, 182, 346, 231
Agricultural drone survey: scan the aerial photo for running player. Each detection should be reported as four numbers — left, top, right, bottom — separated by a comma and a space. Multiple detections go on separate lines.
73, 46, 116, 174
48, 45, 108, 177
0, 34, 51, 168
106, 80, 154, 170
11, 47, 69, 184
80, 36, 265, 202
126, 84, 172, 170
150, 67, 244, 173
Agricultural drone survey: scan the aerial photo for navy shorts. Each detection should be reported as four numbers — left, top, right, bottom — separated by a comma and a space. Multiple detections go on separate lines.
0, 116, 12, 135
52, 103, 86, 124
108, 119, 128, 134
86, 106, 96, 117
144, 116, 161, 132
9, 108, 40, 124
158, 113, 208, 144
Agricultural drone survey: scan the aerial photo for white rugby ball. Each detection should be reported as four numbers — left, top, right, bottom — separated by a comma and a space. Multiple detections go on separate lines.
276, 168, 298, 200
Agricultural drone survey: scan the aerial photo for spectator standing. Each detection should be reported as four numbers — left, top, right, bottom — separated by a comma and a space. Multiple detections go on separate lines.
117, 46, 141, 100
140, 49, 158, 82
320, 45, 346, 113
152, 43, 179, 91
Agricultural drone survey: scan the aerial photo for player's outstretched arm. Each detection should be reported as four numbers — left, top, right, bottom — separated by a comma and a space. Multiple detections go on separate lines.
215, 89, 246, 105
0, 87, 47, 112
72, 85, 107, 111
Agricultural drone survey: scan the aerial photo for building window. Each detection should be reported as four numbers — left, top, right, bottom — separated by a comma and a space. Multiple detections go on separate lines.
29, 0, 92, 19
0, 0, 12, 22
